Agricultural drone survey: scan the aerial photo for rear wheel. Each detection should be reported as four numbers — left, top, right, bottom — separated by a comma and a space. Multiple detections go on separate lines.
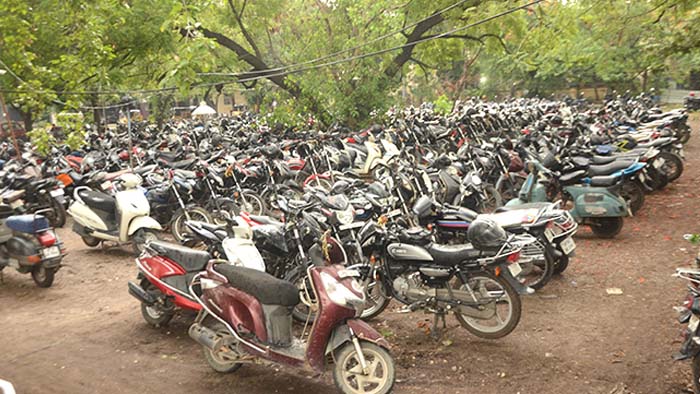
620, 181, 645, 215
140, 280, 174, 327
657, 151, 683, 182
81, 235, 101, 247
236, 192, 266, 215
333, 341, 395, 394
132, 229, 160, 255
31, 264, 56, 288
589, 217, 624, 239
202, 320, 242, 373
517, 239, 554, 290
452, 271, 521, 339
553, 254, 570, 275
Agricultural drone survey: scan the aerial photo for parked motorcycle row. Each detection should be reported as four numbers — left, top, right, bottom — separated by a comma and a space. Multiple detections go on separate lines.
0, 94, 692, 393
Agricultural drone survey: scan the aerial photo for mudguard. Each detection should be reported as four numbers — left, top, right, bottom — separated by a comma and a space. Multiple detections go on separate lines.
325, 320, 390, 356
497, 262, 535, 295
127, 216, 163, 236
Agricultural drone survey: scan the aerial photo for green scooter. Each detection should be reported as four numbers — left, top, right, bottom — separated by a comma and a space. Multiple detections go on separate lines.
505, 161, 629, 238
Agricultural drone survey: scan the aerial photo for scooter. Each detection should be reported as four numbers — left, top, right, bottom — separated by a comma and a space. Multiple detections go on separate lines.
506, 161, 628, 238
188, 262, 395, 394
68, 173, 161, 253
0, 208, 66, 288
129, 218, 265, 327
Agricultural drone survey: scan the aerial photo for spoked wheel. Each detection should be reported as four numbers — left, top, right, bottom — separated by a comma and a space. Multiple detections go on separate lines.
31, 263, 56, 288
333, 341, 395, 394
619, 181, 645, 215
140, 280, 174, 327
132, 229, 160, 255
171, 207, 212, 242
479, 184, 503, 213
202, 320, 242, 373
235, 192, 266, 215
657, 151, 683, 182
589, 217, 624, 239
346, 264, 391, 320
452, 271, 521, 339
210, 200, 240, 225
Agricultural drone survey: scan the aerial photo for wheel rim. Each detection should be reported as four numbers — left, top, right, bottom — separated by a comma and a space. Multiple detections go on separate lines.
176, 210, 209, 238
145, 305, 163, 319
457, 276, 513, 334
209, 327, 240, 365
340, 347, 389, 394
240, 195, 263, 215
34, 265, 46, 282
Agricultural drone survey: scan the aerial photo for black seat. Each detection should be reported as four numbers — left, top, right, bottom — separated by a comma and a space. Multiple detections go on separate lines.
249, 215, 284, 226
158, 151, 179, 161
426, 243, 486, 265
588, 175, 620, 187
169, 158, 196, 170
586, 160, 635, 176
214, 265, 300, 306
133, 164, 156, 175
148, 240, 211, 272
78, 189, 116, 213
559, 170, 586, 185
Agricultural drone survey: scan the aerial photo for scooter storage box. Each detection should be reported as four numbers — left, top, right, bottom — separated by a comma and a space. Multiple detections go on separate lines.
6, 215, 50, 233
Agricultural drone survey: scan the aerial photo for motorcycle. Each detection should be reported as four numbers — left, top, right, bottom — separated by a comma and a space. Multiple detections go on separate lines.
68, 173, 162, 253
0, 209, 65, 287
673, 235, 700, 393
187, 261, 396, 394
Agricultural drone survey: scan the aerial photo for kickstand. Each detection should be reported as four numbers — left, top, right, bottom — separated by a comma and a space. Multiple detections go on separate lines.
430, 312, 447, 340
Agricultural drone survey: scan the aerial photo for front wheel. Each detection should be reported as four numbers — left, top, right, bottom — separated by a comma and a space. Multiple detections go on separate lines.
132, 228, 160, 255
657, 151, 683, 182
171, 206, 212, 242
236, 191, 266, 215
479, 184, 503, 213
333, 341, 395, 394
31, 264, 56, 288
453, 271, 522, 339
620, 181, 645, 215
50, 198, 67, 227
589, 217, 624, 239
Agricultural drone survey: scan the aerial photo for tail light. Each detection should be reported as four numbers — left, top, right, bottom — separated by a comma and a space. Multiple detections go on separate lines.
37, 230, 57, 247
507, 251, 521, 263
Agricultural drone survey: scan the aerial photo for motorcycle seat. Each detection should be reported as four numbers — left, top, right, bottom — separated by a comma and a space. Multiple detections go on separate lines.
586, 160, 636, 176
133, 164, 157, 175
590, 155, 616, 164
559, 170, 586, 185
213, 264, 300, 306
495, 202, 551, 213
157, 151, 179, 161
30, 179, 52, 189
588, 175, 620, 187
148, 240, 211, 272
78, 189, 116, 213
426, 243, 489, 265
5, 214, 49, 233
248, 215, 283, 226
174, 169, 197, 179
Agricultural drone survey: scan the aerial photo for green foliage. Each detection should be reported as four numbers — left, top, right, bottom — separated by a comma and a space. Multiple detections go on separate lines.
433, 94, 452, 115
27, 126, 56, 156
57, 113, 87, 151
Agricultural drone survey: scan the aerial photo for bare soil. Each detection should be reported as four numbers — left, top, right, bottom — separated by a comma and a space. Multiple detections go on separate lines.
1, 116, 699, 394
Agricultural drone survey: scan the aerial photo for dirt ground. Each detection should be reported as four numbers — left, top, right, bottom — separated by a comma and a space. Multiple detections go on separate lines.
1, 115, 699, 394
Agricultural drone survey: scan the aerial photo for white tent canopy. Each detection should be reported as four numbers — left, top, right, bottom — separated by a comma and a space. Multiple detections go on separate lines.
191, 101, 216, 116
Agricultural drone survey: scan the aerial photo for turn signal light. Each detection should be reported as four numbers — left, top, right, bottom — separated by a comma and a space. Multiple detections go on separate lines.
37, 231, 57, 247
507, 251, 521, 263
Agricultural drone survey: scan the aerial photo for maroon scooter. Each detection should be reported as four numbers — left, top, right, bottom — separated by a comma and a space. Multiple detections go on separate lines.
188, 261, 395, 394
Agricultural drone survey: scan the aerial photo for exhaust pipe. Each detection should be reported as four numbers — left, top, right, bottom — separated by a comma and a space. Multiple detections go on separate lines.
127, 281, 156, 305
188, 323, 223, 351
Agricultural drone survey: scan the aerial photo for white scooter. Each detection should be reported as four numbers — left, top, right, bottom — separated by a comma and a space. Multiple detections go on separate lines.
68, 173, 162, 254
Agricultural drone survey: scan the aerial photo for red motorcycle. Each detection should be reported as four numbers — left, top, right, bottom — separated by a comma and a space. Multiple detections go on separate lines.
188, 262, 395, 394
128, 240, 211, 326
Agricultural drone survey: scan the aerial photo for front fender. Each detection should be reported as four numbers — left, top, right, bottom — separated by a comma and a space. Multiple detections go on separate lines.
127, 216, 162, 236
325, 320, 390, 357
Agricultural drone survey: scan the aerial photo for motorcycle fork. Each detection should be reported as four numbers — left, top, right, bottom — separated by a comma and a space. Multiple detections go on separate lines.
170, 182, 190, 219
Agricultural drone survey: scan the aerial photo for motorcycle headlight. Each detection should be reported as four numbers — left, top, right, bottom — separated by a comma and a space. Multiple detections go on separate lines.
336, 207, 355, 225
319, 272, 366, 309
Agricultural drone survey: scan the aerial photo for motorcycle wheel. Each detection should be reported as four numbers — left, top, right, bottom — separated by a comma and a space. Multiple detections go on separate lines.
284, 265, 317, 323
646, 167, 669, 191
31, 264, 56, 288
658, 151, 683, 182
553, 254, 569, 275
517, 239, 554, 290
210, 200, 240, 225
50, 198, 67, 227
452, 271, 521, 339
81, 235, 101, 247
589, 217, 624, 239
236, 192, 266, 215
202, 319, 242, 373
678, 125, 691, 144
620, 181, 645, 215
132, 228, 160, 255
140, 280, 174, 327
333, 341, 395, 394
171, 207, 212, 242
346, 264, 391, 320
478, 184, 503, 213
693, 353, 700, 394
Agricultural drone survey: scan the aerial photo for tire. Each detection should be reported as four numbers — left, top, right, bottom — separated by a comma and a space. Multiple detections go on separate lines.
693, 353, 700, 394
346, 264, 392, 320
50, 198, 67, 227
479, 184, 503, 213
132, 228, 160, 255
646, 167, 669, 191
552, 254, 569, 275
333, 341, 395, 394
139, 280, 174, 327
31, 264, 56, 288
678, 125, 691, 144
171, 206, 212, 242
210, 200, 240, 225
589, 217, 624, 239
453, 271, 522, 339
517, 239, 554, 290
620, 181, 645, 215
284, 265, 317, 323
236, 191, 266, 215
202, 319, 242, 373
657, 151, 683, 182
81, 235, 101, 247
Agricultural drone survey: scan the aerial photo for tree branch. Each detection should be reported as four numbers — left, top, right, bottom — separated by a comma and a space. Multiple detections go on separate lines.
228, 0, 263, 59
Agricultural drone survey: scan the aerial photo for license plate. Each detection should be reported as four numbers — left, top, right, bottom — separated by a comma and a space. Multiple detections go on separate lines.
339, 222, 363, 231
50, 189, 64, 197
544, 228, 555, 242
560, 237, 576, 255
508, 262, 522, 277
41, 246, 60, 259
690, 315, 700, 332
653, 158, 665, 169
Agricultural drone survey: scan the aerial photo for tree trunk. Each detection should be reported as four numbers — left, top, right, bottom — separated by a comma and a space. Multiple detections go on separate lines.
91, 93, 103, 133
